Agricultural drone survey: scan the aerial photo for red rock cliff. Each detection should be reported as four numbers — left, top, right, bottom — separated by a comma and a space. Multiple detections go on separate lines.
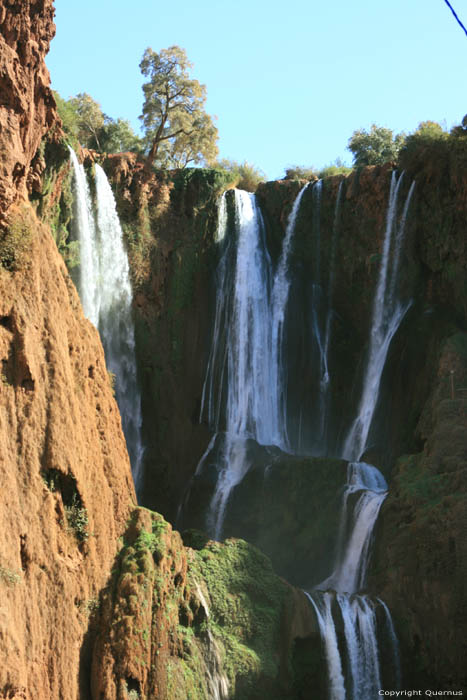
0, 2, 136, 698
0, 0, 58, 228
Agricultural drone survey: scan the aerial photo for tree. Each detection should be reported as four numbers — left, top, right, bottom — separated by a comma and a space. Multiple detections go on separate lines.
68, 93, 106, 150
348, 124, 405, 167
139, 46, 218, 169
99, 118, 143, 154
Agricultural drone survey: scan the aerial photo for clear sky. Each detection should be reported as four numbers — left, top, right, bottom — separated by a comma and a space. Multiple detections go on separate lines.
46, 0, 467, 180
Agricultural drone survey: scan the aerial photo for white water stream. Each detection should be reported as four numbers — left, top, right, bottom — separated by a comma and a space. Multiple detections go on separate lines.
188, 174, 412, 697
342, 173, 415, 461
307, 173, 414, 699
69, 151, 144, 490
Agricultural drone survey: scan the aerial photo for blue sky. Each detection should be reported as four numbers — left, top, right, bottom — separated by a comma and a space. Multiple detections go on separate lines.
46, 0, 467, 180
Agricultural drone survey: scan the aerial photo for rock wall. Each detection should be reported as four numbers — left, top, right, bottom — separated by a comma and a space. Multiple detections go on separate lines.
0, 0, 58, 228
91, 508, 319, 700
0, 3, 136, 698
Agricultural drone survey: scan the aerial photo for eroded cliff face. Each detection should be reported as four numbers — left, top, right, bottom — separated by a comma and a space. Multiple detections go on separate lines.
0, 3, 136, 698
0, 0, 58, 229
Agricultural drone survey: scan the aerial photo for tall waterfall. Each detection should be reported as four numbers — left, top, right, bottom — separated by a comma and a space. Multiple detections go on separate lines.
68, 148, 100, 325
305, 173, 413, 699
69, 151, 144, 490
205, 190, 277, 537
308, 461, 398, 700
188, 174, 411, 697
342, 173, 415, 461
198, 187, 310, 537
270, 181, 310, 450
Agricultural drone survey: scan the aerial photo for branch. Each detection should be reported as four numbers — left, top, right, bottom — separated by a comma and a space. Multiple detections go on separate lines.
443, 0, 467, 38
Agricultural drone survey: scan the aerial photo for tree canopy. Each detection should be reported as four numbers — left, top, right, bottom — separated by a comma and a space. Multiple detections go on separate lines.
139, 46, 218, 169
348, 124, 405, 167
55, 91, 143, 154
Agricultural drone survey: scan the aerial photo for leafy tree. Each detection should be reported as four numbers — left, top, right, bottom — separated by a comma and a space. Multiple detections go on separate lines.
68, 93, 106, 150
139, 45, 218, 169
54, 91, 142, 153
53, 91, 80, 147
99, 118, 143, 154
398, 120, 449, 170
348, 124, 405, 166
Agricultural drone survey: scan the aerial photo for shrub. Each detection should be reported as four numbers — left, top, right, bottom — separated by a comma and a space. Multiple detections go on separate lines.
215, 158, 265, 192
283, 165, 318, 181
65, 494, 89, 543
0, 206, 35, 271
0, 565, 22, 587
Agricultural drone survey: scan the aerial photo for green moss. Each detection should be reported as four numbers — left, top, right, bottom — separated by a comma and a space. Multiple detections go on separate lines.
187, 538, 288, 696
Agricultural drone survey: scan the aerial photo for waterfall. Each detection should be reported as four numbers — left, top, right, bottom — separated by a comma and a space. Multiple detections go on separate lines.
305, 173, 415, 698
69, 150, 144, 490
319, 462, 388, 594
94, 164, 144, 490
342, 173, 415, 461
197, 186, 312, 537
270, 181, 310, 450
205, 190, 278, 537
318, 180, 344, 449
307, 458, 393, 699
306, 592, 346, 700
68, 147, 100, 325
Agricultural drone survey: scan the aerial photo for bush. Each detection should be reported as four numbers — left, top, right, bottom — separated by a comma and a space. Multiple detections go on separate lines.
216, 159, 265, 192
283, 165, 318, 181
65, 495, 89, 543
0, 206, 35, 271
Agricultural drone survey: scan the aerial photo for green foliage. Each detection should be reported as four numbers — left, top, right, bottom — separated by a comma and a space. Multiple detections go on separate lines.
54, 90, 143, 154
140, 46, 218, 169
398, 120, 449, 171
283, 165, 318, 181
0, 206, 35, 271
68, 92, 106, 150
0, 565, 22, 587
99, 118, 144, 154
188, 538, 288, 692
318, 158, 353, 179
53, 91, 80, 148
348, 123, 406, 166
65, 494, 90, 543
215, 159, 265, 192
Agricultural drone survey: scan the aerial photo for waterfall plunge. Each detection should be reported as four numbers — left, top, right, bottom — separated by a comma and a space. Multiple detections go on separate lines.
69, 151, 144, 490
200, 186, 312, 537
342, 173, 415, 462
307, 173, 413, 699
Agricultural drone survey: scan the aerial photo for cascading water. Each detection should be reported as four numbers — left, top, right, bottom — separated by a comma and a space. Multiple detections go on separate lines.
317, 180, 343, 450
94, 164, 144, 490
319, 462, 388, 594
307, 173, 413, 699
342, 172, 415, 462
308, 462, 393, 699
69, 151, 144, 490
68, 147, 100, 325
186, 173, 412, 697
205, 190, 278, 537
270, 181, 310, 450
197, 186, 312, 537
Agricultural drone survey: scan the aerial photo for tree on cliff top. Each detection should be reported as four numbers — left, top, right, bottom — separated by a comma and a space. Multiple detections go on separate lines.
348, 124, 405, 166
139, 46, 218, 169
